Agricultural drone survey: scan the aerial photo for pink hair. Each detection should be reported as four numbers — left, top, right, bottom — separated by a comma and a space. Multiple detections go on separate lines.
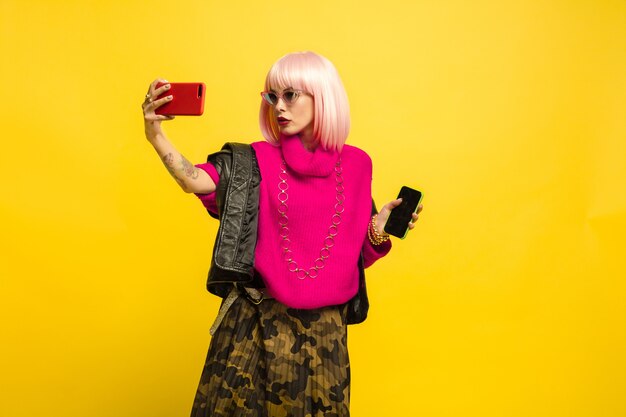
259, 51, 350, 152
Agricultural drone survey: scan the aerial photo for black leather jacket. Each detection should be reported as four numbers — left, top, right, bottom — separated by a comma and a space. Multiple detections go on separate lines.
203, 142, 371, 324
204, 143, 262, 298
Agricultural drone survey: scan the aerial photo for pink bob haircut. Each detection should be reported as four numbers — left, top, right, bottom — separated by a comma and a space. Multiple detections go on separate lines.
259, 51, 351, 152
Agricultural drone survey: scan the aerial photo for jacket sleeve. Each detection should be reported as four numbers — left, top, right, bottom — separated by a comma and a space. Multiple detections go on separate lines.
193, 148, 233, 220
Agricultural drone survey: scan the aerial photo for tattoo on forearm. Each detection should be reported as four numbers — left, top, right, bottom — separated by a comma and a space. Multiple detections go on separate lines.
162, 153, 175, 174
161, 153, 186, 187
161, 152, 199, 188
181, 156, 199, 179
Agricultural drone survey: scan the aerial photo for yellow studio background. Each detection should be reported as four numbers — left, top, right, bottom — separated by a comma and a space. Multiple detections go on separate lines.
1, 0, 624, 416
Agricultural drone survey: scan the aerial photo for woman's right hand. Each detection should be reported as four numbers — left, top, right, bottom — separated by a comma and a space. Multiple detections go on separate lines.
142, 78, 175, 141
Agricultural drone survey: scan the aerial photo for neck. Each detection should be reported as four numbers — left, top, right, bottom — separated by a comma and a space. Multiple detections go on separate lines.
299, 129, 316, 151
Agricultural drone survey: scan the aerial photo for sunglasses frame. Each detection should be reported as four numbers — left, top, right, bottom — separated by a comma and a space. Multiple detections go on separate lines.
260, 89, 304, 106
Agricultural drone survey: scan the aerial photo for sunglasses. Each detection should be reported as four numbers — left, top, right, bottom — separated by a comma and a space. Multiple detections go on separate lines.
260, 89, 304, 106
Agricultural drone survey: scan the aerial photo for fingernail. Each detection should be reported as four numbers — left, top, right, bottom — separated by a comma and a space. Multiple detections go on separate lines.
168, 95, 173, 99
165, 84, 170, 89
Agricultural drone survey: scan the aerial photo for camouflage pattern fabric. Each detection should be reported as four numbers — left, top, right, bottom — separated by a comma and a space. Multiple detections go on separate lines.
190, 294, 351, 417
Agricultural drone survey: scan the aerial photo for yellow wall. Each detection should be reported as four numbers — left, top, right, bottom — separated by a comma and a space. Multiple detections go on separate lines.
1, 1, 625, 416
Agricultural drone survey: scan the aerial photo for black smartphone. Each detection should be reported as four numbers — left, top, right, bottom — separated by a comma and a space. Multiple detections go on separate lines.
383, 186, 423, 239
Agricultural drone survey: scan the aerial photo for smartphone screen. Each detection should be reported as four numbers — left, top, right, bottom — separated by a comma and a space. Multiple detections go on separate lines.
155, 82, 206, 116
383, 186, 423, 239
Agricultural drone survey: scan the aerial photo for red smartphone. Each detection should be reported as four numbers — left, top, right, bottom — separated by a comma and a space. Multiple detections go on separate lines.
155, 82, 206, 116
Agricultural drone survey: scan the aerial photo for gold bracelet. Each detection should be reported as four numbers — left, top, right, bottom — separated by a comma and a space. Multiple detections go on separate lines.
368, 214, 389, 245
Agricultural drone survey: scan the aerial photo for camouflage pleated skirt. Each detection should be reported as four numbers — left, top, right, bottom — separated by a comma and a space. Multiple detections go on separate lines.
190, 293, 351, 417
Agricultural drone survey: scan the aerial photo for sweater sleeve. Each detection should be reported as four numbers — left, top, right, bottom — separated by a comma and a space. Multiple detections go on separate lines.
194, 162, 220, 216
362, 234, 392, 268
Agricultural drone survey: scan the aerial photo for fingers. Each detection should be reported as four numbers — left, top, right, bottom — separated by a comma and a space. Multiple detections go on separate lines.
386, 198, 403, 210
142, 95, 170, 110
154, 114, 175, 121
153, 82, 171, 98
411, 205, 423, 222
145, 78, 165, 100
142, 78, 173, 122
152, 94, 173, 109
149, 78, 169, 92
142, 95, 173, 118
378, 198, 400, 220
407, 205, 423, 230
144, 79, 170, 103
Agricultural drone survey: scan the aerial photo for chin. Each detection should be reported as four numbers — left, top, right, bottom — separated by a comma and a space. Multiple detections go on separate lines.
280, 127, 300, 136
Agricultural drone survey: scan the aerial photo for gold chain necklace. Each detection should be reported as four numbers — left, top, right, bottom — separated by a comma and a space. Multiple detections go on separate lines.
277, 158, 345, 279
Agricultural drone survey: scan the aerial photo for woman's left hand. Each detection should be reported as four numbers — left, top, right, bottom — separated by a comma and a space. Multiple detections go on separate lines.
375, 199, 424, 236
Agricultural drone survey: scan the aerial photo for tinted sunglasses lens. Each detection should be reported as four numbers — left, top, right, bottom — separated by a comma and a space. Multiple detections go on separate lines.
263, 92, 277, 105
283, 91, 298, 103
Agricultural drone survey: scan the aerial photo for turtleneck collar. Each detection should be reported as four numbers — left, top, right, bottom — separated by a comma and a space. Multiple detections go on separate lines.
279, 134, 339, 177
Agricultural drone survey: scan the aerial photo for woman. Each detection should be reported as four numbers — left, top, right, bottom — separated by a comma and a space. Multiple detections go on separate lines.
142, 51, 422, 417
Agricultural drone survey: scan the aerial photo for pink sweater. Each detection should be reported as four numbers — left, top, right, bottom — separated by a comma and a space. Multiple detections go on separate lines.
195, 136, 391, 309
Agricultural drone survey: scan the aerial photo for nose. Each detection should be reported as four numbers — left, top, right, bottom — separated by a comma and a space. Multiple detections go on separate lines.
275, 97, 287, 111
